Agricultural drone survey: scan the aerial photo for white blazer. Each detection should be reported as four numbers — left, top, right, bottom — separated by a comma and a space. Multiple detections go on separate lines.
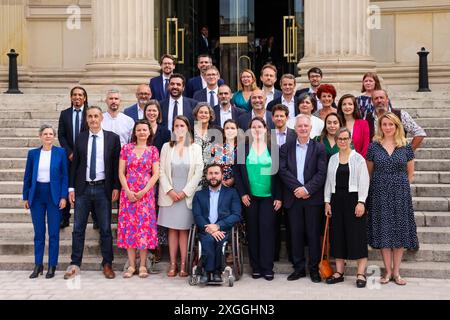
158, 142, 204, 209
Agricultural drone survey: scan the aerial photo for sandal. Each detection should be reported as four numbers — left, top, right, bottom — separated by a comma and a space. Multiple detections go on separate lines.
325, 272, 344, 284
167, 263, 177, 277
392, 275, 407, 286
123, 266, 136, 279
356, 274, 367, 288
379, 274, 392, 284
179, 262, 188, 277
138, 266, 149, 278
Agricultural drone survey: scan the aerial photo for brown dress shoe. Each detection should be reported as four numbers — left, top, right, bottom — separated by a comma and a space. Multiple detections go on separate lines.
103, 264, 116, 279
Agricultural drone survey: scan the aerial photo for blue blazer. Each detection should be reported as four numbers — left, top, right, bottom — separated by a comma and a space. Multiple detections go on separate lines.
192, 187, 242, 232
150, 75, 168, 102
185, 76, 225, 98
267, 96, 301, 116
278, 138, 327, 208
23, 146, 69, 207
123, 104, 140, 122
152, 124, 171, 153
192, 88, 209, 103
58, 107, 87, 158
160, 97, 197, 129
237, 111, 275, 131
212, 104, 245, 128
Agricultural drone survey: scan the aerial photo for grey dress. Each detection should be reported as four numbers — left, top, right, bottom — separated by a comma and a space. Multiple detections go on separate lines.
157, 149, 194, 230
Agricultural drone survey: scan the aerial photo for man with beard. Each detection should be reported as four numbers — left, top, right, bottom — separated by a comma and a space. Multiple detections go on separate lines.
192, 164, 241, 284
160, 73, 196, 130
102, 89, 135, 147
124, 84, 152, 122
295, 67, 324, 111
366, 89, 426, 150
237, 89, 275, 130
212, 84, 244, 128
150, 54, 176, 101
260, 64, 282, 108
185, 54, 225, 98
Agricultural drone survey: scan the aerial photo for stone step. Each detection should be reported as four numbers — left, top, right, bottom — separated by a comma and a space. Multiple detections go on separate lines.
413, 171, 450, 184
0, 128, 42, 138
412, 197, 449, 212
417, 227, 450, 244
421, 128, 449, 137
0, 148, 29, 158
0, 111, 61, 120
416, 212, 450, 227
0, 138, 43, 148
412, 184, 450, 197
0, 208, 119, 223
0, 169, 24, 181
415, 118, 450, 127
0, 223, 118, 241
415, 160, 450, 173
415, 148, 450, 160
0, 159, 26, 170
0, 119, 59, 129
0, 182, 23, 194
410, 137, 450, 149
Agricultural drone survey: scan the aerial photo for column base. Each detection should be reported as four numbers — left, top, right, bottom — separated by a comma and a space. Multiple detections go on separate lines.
79, 60, 161, 93
298, 56, 377, 92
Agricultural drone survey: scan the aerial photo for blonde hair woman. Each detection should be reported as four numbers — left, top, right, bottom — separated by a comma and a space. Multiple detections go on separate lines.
366, 112, 418, 286
231, 69, 257, 112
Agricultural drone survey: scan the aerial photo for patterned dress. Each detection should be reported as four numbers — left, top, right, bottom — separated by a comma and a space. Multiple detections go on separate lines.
117, 143, 159, 250
211, 143, 236, 181
366, 142, 419, 249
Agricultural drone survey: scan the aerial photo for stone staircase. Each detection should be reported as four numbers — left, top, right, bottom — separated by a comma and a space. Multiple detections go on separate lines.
0, 92, 449, 278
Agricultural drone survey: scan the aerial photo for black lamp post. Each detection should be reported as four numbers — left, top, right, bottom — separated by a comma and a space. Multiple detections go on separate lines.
4, 49, 23, 94
417, 47, 431, 92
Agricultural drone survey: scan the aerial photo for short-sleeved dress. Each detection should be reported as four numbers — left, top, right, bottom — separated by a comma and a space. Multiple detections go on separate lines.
366, 142, 419, 249
117, 143, 159, 250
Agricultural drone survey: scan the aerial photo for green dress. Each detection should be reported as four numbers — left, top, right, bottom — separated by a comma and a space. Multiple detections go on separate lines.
231, 91, 251, 112
246, 147, 272, 197
314, 136, 339, 162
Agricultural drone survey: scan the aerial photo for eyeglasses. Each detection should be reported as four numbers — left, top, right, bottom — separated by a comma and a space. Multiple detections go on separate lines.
337, 137, 350, 142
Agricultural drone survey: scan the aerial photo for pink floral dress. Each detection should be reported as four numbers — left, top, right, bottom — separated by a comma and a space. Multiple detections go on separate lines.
117, 143, 159, 250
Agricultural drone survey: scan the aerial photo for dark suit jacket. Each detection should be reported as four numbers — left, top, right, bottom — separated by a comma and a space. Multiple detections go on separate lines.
152, 124, 171, 153
23, 146, 68, 207
267, 96, 301, 116
268, 89, 282, 102
192, 187, 242, 232
278, 138, 327, 208
185, 76, 225, 98
212, 104, 245, 128
58, 107, 87, 158
233, 144, 282, 201
198, 35, 210, 55
237, 111, 275, 131
70, 130, 121, 200
123, 104, 140, 122
160, 97, 197, 129
193, 88, 211, 103
150, 75, 168, 102
282, 128, 298, 146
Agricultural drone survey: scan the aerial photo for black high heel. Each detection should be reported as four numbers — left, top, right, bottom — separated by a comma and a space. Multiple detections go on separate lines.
46, 266, 56, 279
29, 264, 44, 279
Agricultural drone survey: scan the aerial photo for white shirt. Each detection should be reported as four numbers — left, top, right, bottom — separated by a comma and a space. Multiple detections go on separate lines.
86, 130, 105, 182
37, 149, 52, 183
102, 112, 135, 147
201, 76, 207, 89
281, 96, 296, 119
136, 105, 144, 120
276, 128, 288, 147
207, 87, 219, 107
264, 88, 275, 107
220, 104, 233, 128
168, 96, 184, 132
287, 115, 324, 139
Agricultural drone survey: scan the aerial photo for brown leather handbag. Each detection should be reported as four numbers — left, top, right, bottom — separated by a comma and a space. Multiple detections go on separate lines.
319, 216, 334, 280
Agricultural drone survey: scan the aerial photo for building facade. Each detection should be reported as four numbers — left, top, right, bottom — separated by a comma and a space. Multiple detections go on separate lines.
0, 0, 449, 93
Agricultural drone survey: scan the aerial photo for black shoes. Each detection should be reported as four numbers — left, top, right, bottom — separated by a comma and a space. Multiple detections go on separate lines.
46, 266, 56, 279
264, 274, 274, 281
29, 264, 43, 279
252, 272, 262, 279
326, 272, 344, 284
60, 219, 70, 229
356, 274, 367, 288
310, 271, 322, 283
287, 271, 306, 281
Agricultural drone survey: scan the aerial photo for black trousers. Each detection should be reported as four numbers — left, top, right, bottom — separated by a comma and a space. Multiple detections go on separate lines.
286, 202, 322, 273
246, 196, 276, 276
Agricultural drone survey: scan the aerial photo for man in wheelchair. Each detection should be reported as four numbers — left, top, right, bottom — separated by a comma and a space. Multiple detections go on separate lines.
192, 164, 241, 284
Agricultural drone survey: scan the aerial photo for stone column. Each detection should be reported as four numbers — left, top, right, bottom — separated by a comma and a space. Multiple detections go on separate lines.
298, 0, 376, 90
80, 0, 160, 89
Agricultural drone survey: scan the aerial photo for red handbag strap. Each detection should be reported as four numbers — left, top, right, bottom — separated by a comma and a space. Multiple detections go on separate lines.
320, 216, 330, 262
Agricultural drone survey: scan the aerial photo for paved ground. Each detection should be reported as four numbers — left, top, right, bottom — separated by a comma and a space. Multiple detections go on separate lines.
0, 270, 449, 301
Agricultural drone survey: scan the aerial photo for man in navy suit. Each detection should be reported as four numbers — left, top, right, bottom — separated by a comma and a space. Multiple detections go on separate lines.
267, 74, 300, 119
213, 85, 244, 128
279, 114, 327, 283
160, 73, 197, 130
237, 89, 275, 131
193, 65, 220, 107
150, 54, 176, 102
295, 67, 324, 111
58, 86, 89, 229
192, 164, 241, 284
185, 54, 225, 98
65, 106, 121, 280
123, 84, 152, 122
198, 26, 210, 56
260, 64, 282, 108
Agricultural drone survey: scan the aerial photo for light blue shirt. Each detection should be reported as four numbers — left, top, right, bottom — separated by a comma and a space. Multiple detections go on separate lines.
296, 140, 309, 185
209, 187, 221, 224
72, 106, 84, 143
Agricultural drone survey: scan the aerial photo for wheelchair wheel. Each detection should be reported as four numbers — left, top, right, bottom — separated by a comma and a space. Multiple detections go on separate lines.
189, 274, 199, 286
232, 224, 244, 281
187, 225, 198, 276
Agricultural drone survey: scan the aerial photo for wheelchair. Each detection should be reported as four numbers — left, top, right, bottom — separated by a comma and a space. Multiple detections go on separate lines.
187, 223, 244, 287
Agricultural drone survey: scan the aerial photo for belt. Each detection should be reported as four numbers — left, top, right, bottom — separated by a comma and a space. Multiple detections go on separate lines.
86, 180, 105, 186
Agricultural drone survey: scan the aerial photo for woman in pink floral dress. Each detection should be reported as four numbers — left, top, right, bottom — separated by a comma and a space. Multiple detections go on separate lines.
118, 120, 160, 278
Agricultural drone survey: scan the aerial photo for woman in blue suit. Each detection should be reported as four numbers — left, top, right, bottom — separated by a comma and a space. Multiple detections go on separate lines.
23, 124, 69, 279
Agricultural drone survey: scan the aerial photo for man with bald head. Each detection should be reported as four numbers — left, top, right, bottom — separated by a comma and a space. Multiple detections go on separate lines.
237, 88, 275, 130
124, 84, 152, 122
212, 84, 245, 128
366, 89, 426, 150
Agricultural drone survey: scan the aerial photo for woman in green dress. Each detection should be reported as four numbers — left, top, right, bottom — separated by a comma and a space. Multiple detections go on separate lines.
231, 69, 257, 112
315, 112, 344, 162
